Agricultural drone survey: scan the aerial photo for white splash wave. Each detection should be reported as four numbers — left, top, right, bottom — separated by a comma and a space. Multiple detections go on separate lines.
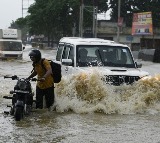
54, 70, 160, 115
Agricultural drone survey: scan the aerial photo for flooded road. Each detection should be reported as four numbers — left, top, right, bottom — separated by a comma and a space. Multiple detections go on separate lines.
0, 45, 160, 143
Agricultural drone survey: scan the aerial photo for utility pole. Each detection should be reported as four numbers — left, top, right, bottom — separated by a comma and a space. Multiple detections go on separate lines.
79, 0, 98, 38
79, 0, 84, 37
22, 0, 23, 17
22, 0, 34, 18
93, 0, 98, 38
93, 6, 95, 37
117, 0, 121, 42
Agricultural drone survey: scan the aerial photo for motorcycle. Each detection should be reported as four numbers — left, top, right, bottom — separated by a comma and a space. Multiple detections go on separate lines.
3, 75, 36, 121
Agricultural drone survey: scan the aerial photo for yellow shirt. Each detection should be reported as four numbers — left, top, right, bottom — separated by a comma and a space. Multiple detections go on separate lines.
34, 59, 54, 89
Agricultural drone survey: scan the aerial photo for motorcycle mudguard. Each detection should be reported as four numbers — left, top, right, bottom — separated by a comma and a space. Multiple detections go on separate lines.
15, 100, 24, 107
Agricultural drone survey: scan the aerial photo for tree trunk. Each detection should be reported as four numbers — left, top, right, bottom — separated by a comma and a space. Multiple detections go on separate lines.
47, 32, 50, 47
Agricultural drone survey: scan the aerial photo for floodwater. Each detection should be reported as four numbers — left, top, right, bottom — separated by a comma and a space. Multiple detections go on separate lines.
0, 45, 160, 143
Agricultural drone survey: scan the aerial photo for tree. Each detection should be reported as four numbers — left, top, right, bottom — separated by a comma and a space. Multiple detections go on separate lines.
27, 0, 109, 42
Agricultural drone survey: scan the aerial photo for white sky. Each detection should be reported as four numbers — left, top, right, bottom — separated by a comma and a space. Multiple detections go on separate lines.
0, 0, 33, 29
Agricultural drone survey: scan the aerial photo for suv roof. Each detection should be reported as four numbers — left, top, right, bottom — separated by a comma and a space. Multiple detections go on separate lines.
59, 37, 127, 47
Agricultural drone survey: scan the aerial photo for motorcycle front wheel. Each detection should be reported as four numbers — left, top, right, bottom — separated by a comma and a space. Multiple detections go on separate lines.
15, 107, 23, 121
10, 106, 14, 115
24, 104, 32, 115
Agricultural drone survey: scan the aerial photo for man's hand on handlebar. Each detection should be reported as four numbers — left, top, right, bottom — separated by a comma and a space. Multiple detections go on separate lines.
26, 77, 45, 82
25, 77, 37, 81
38, 77, 45, 82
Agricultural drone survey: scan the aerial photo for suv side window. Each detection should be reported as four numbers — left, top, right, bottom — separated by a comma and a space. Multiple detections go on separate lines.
68, 46, 74, 66
56, 44, 64, 61
68, 46, 74, 59
62, 45, 70, 59
61, 45, 74, 66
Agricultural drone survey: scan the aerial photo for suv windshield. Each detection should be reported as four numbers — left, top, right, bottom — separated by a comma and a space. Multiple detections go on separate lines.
76, 45, 135, 68
0, 41, 22, 51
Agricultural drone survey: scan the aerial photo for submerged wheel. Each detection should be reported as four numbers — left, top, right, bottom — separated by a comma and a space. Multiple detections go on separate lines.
10, 106, 15, 115
15, 107, 23, 121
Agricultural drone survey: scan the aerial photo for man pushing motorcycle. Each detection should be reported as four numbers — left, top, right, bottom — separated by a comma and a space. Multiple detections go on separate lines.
27, 49, 54, 111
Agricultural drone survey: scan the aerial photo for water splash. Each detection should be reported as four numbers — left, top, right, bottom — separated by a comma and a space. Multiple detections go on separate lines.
55, 70, 160, 115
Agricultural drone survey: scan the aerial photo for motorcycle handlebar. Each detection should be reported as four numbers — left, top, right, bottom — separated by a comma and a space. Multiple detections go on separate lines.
30, 78, 44, 82
31, 78, 37, 81
4, 76, 41, 82
4, 75, 18, 80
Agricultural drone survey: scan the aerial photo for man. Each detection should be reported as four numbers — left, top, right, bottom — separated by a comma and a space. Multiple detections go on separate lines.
27, 49, 54, 111
78, 48, 88, 66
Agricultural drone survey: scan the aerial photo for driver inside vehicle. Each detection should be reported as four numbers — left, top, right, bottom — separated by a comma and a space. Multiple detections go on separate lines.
78, 48, 88, 66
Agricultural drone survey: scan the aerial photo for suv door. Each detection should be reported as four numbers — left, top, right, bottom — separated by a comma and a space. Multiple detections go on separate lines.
61, 44, 74, 75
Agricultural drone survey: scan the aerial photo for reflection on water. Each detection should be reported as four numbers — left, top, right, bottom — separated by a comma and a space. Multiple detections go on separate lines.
0, 46, 160, 143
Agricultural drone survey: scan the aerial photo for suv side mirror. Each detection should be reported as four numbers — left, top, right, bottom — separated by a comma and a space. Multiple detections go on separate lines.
62, 59, 73, 66
135, 62, 142, 68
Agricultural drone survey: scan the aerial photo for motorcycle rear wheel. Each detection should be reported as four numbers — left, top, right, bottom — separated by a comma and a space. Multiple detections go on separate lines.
15, 107, 23, 121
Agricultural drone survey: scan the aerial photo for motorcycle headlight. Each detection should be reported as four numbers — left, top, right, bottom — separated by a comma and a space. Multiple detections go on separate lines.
18, 81, 27, 90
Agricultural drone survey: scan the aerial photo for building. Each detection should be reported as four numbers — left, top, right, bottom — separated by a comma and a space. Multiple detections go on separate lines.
96, 20, 160, 51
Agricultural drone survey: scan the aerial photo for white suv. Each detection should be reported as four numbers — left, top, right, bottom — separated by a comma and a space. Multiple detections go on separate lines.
55, 37, 149, 86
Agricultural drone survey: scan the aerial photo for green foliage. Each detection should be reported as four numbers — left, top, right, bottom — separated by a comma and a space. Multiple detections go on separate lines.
27, 0, 109, 40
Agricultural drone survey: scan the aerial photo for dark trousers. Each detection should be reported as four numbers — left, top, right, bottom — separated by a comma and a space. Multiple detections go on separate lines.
36, 86, 54, 109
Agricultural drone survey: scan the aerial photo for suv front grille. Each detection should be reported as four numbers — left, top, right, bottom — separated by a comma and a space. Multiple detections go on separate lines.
5, 54, 18, 58
103, 75, 140, 86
